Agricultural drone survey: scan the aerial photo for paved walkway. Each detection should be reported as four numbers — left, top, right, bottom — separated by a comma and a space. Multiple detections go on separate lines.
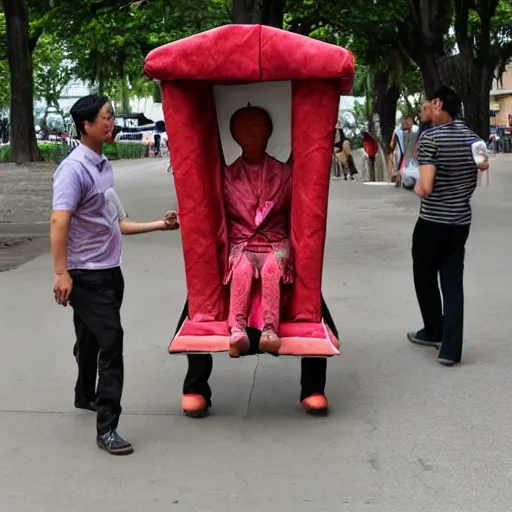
0, 156, 511, 511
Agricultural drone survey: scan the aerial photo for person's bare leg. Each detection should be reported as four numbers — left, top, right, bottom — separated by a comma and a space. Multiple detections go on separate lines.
228, 255, 253, 357
259, 255, 281, 355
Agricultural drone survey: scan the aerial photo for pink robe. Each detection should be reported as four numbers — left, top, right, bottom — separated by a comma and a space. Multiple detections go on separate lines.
223, 154, 293, 332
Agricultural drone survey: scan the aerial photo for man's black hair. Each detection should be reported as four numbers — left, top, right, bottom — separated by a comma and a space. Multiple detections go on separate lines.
70, 94, 111, 136
429, 86, 461, 119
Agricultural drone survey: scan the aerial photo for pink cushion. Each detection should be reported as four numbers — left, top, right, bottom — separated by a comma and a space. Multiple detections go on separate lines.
170, 320, 340, 357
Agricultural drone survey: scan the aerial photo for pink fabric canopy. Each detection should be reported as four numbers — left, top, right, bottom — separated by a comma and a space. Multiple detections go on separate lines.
145, 24, 354, 94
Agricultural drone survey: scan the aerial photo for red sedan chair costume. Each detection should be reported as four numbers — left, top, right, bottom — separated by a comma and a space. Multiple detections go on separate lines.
145, 24, 354, 416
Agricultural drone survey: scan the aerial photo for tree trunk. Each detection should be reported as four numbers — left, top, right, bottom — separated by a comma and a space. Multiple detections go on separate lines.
2, 0, 42, 163
121, 77, 130, 114
153, 81, 162, 103
438, 54, 492, 139
231, 0, 285, 27
380, 86, 399, 149
464, 73, 491, 140
96, 62, 105, 96
366, 96, 375, 135
435, 0, 498, 141
398, 0, 450, 98
372, 71, 399, 149
42, 107, 49, 135
98, 75, 105, 97
118, 58, 131, 114
418, 54, 442, 98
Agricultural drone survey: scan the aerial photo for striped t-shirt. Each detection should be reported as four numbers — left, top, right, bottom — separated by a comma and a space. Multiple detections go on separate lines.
418, 121, 479, 225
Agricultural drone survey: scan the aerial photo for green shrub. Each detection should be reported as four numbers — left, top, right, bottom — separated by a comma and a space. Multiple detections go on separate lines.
103, 143, 118, 160
0, 142, 147, 164
123, 143, 148, 159
0, 145, 11, 163
103, 143, 147, 160
38, 142, 69, 164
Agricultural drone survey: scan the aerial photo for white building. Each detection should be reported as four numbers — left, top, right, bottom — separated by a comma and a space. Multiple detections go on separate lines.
58, 80, 92, 113
57, 79, 164, 122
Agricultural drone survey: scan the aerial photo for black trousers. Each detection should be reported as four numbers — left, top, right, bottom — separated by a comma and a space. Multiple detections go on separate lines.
69, 267, 125, 435
154, 133, 161, 156
412, 218, 470, 362
177, 296, 337, 402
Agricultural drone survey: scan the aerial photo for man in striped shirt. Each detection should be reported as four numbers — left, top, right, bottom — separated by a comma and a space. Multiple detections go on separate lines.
407, 87, 487, 366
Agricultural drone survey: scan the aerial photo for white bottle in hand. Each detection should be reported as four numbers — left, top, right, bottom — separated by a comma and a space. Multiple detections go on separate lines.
471, 140, 489, 187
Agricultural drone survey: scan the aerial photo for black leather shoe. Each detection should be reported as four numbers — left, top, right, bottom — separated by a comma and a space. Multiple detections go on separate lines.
74, 398, 97, 412
97, 429, 133, 455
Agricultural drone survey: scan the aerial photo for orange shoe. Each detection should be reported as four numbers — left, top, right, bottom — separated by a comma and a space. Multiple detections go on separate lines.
301, 393, 328, 416
181, 394, 209, 418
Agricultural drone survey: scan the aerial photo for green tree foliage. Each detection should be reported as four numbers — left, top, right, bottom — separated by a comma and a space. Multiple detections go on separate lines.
399, 0, 512, 137
0, 59, 9, 111
287, 0, 511, 139
43, 0, 230, 108
2, 0, 508, 163
0, 13, 9, 111
285, 0, 418, 144
490, 0, 512, 78
33, 33, 72, 128
1, 0, 145, 162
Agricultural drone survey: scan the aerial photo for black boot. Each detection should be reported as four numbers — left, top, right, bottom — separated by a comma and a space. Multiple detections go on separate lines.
97, 429, 133, 455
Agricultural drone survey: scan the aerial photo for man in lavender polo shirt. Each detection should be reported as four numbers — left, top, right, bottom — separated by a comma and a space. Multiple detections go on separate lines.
51, 95, 178, 455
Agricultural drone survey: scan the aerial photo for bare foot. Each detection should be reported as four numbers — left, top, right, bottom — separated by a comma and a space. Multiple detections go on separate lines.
259, 328, 281, 355
229, 329, 250, 358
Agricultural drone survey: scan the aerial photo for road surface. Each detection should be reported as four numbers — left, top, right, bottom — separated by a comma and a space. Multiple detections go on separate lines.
0, 156, 511, 511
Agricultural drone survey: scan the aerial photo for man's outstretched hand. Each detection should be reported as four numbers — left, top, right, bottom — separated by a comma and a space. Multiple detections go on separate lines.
162, 210, 180, 231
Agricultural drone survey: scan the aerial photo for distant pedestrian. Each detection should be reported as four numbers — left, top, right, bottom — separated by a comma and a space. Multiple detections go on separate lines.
389, 115, 420, 188
408, 86, 489, 366
334, 128, 358, 180
154, 132, 161, 157
51, 94, 178, 455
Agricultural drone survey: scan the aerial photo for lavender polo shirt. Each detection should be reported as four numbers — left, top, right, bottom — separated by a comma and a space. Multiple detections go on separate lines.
52, 144, 126, 270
